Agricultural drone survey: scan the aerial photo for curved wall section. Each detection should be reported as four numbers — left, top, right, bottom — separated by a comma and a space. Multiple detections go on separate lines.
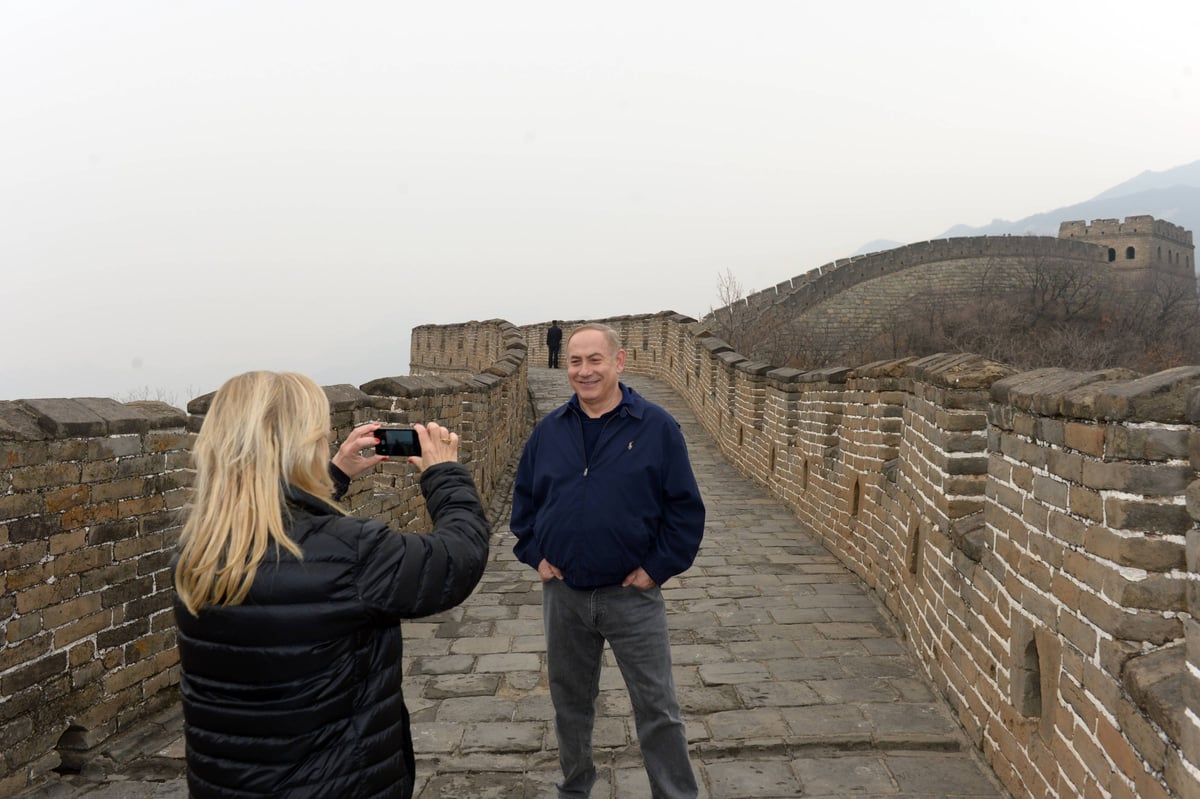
719, 237, 1111, 350
2, 309, 1198, 798
512, 313, 1199, 799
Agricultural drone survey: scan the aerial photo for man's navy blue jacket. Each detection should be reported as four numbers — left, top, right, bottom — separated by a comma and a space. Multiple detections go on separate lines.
511, 383, 705, 589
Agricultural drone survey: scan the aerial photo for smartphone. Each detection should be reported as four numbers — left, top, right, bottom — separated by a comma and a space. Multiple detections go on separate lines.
375, 428, 421, 458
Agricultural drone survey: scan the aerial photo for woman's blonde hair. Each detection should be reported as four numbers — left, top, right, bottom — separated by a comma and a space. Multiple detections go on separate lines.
175, 371, 339, 616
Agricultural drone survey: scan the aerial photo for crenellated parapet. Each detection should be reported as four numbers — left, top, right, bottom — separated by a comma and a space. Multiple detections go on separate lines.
3, 309, 1199, 797
0, 397, 191, 789
1060, 214, 1194, 248
517, 314, 1200, 798
1060, 215, 1195, 277
0, 320, 530, 796
711, 218, 1196, 358
715, 235, 1106, 320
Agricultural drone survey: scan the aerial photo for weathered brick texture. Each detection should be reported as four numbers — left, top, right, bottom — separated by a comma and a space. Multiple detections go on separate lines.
710, 218, 1195, 367
0, 398, 189, 791
3, 308, 1197, 798
0, 322, 529, 796
519, 313, 1197, 799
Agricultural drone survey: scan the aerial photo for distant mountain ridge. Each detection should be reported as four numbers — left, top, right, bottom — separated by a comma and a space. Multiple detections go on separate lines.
853, 160, 1200, 257
933, 159, 1200, 241
1092, 160, 1200, 202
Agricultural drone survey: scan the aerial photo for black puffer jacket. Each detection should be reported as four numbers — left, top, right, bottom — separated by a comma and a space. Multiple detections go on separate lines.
173, 462, 490, 799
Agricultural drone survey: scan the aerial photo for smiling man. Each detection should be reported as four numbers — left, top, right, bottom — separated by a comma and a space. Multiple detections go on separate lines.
511, 323, 705, 799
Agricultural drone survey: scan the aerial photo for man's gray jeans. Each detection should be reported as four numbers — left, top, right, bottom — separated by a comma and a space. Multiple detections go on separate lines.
542, 579, 698, 799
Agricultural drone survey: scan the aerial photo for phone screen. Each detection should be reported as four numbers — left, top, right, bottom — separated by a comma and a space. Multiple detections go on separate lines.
375, 428, 421, 457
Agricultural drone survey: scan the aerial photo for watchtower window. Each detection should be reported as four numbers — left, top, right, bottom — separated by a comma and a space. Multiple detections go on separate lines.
1107, 248, 1116, 262
1125, 246, 1135, 259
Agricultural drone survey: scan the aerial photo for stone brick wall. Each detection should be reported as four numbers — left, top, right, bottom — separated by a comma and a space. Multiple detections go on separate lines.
713, 221, 1196, 360
0, 320, 528, 796
721, 235, 1104, 317
4, 303, 1198, 797
509, 312, 1199, 799
1061, 215, 1195, 278
0, 398, 191, 795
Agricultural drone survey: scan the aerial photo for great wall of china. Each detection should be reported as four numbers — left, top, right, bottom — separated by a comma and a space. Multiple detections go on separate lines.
2, 217, 1199, 798
710, 216, 1196, 365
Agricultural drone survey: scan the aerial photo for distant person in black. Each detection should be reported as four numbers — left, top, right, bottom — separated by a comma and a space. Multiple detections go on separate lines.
546, 321, 563, 368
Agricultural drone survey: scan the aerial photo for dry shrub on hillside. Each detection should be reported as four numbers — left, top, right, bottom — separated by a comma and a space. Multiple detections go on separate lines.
714, 262, 1200, 373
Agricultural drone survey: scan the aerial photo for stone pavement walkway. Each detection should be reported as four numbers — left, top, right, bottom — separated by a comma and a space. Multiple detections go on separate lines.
17, 369, 1007, 799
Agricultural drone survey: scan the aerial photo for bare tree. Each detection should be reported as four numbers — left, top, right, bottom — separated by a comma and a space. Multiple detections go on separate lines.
709, 259, 1200, 374
708, 268, 748, 350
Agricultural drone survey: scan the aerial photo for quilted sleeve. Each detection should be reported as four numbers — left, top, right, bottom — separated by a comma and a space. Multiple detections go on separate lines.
355, 462, 490, 620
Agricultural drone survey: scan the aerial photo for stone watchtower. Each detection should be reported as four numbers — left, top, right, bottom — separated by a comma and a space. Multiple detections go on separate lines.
1058, 214, 1196, 284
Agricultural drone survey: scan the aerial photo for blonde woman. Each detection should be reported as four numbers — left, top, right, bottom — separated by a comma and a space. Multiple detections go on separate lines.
172, 371, 489, 799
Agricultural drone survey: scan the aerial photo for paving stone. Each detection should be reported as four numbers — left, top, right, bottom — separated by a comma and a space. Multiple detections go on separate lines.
435, 619, 494, 638
753, 622, 826, 641
862, 638, 906, 656
407, 654, 475, 674
705, 759, 802, 799
705, 587, 763, 599
422, 673, 501, 698
667, 610, 721, 630
494, 619, 546, 637
403, 692, 437, 720
824, 605, 889, 623
597, 689, 634, 716
511, 634, 548, 652
676, 685, 742, 714
402, 621, 440, 639
792, 593, 875, 609
889, 676, 938, 702
814, 622, 889, 639
765, 657, 848, 682
449, 635, 513, 655
460, 722, 546, 752
615, 764, 709, 798
863, 703, 961, 746
808, 677, 901, 703
504, 670, 544, 692
886, 752, 1004, 795
705, 708, 790, 740
460, 604, 519, 621
730, 639, 805, 660
435, 696, 517, 722
671, 644, 737, 665
513, 693, 554, 721
402, 638, 452, 657
416, 771, 534, 798
734, 680, 822, 708
698, 661, 772, 685
781, 704, 872, 743
768, 607, 831, 623
840, 655, 916, 678
411, 721, 465, 754
475, 652, 542, 673
690, 625, 762, 644
791, 753, 895, 795
592, 716, 631, 749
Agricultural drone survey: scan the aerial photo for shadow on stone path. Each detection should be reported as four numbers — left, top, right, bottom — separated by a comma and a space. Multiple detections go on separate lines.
18, 369, 1007, 799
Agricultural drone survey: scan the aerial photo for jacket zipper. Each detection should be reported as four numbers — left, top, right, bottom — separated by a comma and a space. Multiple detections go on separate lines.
577, 410, 620, 477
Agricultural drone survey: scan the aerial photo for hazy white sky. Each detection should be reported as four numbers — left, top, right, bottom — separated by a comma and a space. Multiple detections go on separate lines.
2, 1, 1197, 404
